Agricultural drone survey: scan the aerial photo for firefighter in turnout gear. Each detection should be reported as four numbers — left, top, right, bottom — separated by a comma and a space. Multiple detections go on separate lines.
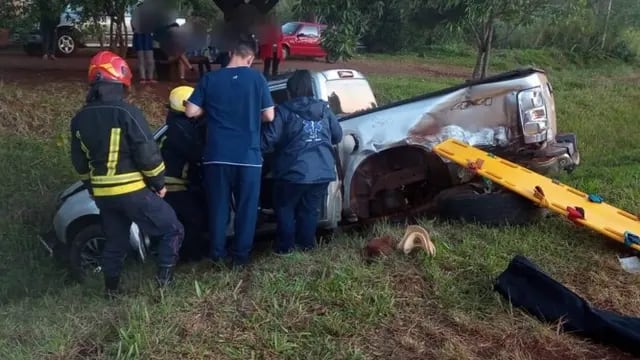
70, 50, 184, 298
160, 86, 208, 262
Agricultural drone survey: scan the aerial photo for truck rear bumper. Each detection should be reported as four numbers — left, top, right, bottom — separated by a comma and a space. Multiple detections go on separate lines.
525, 133, 580, 175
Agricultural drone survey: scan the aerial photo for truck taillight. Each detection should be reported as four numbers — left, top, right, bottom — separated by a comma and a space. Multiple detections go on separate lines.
518, 87, 548, 143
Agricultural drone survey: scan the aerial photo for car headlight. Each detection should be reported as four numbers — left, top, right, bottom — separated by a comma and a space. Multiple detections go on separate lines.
518, 86, 548, 144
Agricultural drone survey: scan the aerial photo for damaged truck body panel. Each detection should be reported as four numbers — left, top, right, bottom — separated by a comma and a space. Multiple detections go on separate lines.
337, 67, 579, 220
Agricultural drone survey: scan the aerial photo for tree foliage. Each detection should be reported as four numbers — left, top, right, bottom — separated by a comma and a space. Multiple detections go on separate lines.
292, 0, 385, 61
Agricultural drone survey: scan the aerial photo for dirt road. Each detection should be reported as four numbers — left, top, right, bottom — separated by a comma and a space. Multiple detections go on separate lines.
0, 47, 470, 85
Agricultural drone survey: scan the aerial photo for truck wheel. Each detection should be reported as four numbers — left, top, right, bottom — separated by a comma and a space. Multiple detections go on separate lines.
435, 185, 547, 226
56, 29, 77, 57
69, 224, 105, 282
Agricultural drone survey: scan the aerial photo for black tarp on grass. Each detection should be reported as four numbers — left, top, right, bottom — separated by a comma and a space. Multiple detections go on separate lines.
494, 255, 640, 357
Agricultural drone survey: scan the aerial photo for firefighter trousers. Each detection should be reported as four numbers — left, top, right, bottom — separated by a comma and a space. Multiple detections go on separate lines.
94, 188, 184, 278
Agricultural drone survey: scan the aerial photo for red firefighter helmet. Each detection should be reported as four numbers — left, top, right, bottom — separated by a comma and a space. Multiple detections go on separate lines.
87, 50, 132, 87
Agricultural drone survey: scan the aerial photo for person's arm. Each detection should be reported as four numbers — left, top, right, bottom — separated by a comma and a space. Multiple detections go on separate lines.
185, 76, 207, 118
125, 108, 166, 195
326, 104, 343, 145
261, 107, 284, 153
260, 76, 275, 122
70, 120, 92, 193
166, 120, 202, 164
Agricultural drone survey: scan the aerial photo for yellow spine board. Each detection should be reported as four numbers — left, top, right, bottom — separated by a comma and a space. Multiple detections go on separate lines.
433, 139, 640, 251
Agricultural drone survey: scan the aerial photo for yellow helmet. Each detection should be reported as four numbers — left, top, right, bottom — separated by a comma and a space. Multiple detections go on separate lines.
168, 86, 194, 113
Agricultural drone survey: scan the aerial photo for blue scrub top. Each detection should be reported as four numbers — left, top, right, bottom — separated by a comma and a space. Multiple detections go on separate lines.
188, 66, 274, 167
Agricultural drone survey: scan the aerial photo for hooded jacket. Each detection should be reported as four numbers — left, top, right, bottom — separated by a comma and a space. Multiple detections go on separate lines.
70, 83, 165, 196
158, 111, 206, 192
261, 97, 343, 184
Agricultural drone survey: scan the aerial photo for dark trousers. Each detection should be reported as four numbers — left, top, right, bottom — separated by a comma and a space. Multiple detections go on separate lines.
272, 181, 328, 254
263, 55, 280, 78
164, 190, 208, 262
94, 188, 184, 278
40, 25, 56, 55
204, 164, 261, 265
198, 61, 211, 78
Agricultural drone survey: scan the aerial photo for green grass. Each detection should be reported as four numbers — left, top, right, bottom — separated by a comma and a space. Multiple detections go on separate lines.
1, 53, 640, 359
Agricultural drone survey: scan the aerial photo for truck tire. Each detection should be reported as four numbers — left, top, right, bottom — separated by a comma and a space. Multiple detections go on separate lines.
436, 185, 547, 226
69, 224, 105, 282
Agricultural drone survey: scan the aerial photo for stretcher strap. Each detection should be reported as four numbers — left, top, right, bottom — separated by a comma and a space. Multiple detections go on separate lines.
588, 194, 603, 203
533, 186, 549, 208
466, 158, 484, 174
566, 206, 585, 225
623, 231, 640, 248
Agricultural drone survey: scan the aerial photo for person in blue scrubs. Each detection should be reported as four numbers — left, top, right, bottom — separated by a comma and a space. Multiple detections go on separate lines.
261, 70, 343, 255
185, 38, 275, 267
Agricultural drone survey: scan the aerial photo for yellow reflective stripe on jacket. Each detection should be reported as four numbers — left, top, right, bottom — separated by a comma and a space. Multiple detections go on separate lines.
165, 176, 188, 185
91, 172, 144, 185
142, 162, 165, 177
166, 184, 188, 192
92, 180, 146, 196
106, 128, 121, 176
79, 173, 90, 181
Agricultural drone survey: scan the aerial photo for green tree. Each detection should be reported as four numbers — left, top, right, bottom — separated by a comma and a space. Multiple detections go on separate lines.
69, 0, 137, 56
428, 0, 554, 79
293, 0, 384, 61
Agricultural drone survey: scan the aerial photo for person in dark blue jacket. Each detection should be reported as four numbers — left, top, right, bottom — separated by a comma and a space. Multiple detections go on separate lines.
261, 70, 343, 255
160, 86, 208, 262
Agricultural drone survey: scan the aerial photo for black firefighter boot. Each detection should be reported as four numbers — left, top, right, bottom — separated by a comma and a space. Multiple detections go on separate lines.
104, 276, 121, 300
155, 266, 175, 288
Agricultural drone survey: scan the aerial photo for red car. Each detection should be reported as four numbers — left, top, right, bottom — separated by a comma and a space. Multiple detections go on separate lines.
280, 21, 336, 63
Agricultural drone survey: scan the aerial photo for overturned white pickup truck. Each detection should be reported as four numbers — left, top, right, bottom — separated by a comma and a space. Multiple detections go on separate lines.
42, 67, 580, 280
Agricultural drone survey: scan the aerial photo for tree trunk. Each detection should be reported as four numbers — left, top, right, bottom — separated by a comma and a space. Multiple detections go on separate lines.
601, 0, 613, 49
472, 47, 484, 79
109, 20, 114, 50
97, 19, 104, 48
120, 10, 128, 57
481, 24, 494, 79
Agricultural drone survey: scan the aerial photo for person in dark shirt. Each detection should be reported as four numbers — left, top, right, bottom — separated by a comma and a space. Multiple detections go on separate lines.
159, 86, 208, 262
70, 51, 184, 298
261, 70, 343, 255
185, 38, 275, 267
36, 0, 63, 60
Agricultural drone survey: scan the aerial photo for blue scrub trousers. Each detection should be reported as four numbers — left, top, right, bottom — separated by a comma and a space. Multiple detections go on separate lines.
204, 164, 261, 265
272, 181, 329, 254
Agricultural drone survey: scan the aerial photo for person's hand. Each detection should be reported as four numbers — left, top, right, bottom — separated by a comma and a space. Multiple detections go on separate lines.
156, 187, 167, 198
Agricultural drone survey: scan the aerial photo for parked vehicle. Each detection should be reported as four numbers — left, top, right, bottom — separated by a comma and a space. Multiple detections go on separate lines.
41, 67, 580, 281
280, 21, 330, 62
23, 5, 185, 57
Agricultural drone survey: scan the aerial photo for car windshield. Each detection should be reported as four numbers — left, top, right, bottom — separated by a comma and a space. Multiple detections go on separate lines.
325, 79, 377, 117
281, 22, 299, 35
